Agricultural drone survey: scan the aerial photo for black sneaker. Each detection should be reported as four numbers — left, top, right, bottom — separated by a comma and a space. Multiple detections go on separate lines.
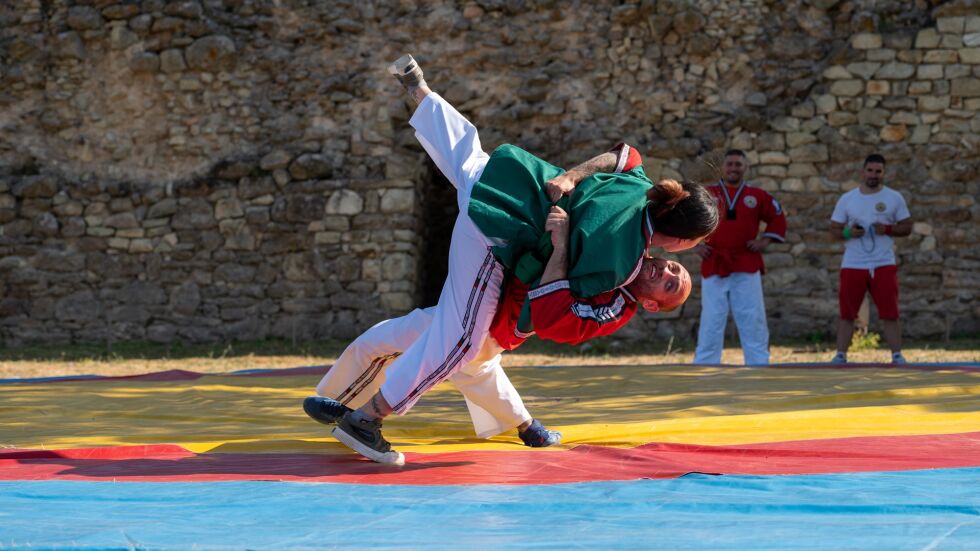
518, 419, 562, 448
332, 412, 405, 465
303, 396, 352, 425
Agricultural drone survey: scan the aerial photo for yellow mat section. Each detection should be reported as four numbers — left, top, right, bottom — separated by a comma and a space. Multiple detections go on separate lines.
2, 365, 978, 454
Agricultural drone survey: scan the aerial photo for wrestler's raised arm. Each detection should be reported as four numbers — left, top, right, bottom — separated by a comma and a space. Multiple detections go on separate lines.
544, 143, 643, 201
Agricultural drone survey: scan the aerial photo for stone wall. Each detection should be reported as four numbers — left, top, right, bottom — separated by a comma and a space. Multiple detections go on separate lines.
1, 0, 977, 346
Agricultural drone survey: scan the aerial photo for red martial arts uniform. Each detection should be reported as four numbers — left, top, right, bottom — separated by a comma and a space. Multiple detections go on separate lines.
700, 182, 787, 278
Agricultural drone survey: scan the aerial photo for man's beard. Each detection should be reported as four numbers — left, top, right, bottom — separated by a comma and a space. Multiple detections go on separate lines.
865, 179, 882, 188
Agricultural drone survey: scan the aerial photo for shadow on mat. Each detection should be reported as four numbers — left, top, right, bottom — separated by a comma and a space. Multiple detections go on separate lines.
14, 453, 473, 479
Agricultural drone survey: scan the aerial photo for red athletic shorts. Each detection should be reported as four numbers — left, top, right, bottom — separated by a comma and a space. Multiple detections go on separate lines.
839, 265, 899, 320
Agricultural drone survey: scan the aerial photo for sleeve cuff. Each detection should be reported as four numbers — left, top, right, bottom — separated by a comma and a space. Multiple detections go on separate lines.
761, 232, 785, 243
529, 279, 570, 300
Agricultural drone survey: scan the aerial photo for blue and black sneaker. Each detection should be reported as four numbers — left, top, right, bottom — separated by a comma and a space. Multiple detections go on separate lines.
303, 396, 352, 425
332, 412, 405, 465
518, 419, 562, 448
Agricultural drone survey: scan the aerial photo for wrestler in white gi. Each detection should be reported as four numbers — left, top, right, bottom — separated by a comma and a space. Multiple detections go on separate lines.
327, 55, 717, 464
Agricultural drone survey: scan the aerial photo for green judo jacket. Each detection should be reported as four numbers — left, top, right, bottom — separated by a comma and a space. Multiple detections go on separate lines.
467, 144, 654, 300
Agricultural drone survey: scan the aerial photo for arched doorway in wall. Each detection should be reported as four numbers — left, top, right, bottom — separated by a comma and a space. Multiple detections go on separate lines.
417, 158, 458, 307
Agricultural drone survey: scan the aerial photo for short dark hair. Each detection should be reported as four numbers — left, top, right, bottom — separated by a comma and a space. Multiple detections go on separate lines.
725, 149, 747, 159
864, 153, 886, 166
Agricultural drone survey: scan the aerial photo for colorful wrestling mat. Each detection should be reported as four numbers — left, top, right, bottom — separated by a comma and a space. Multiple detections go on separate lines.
2, 361, 979, 549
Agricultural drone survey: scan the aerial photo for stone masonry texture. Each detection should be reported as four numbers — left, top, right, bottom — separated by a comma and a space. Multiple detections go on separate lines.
0, 0, 977, 346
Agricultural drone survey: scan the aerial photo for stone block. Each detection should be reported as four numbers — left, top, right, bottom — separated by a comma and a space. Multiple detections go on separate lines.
814, 94, 838, 113
851, 33, 881, 49
757, 132, 785, 150
379, 189, 415, 214
116, 228, 145, 238
830, 79, 863, 96
791, 101, 815, 118
770, 117, 800, 132
822, 66, 851, 79
917, 95, 951, 111
110, 25, 138, 49
857, 107, 889, 126
917, 64, 944, 79
380, 292, 413, 312
846, 61, 881, 80
147, 198, 177, 219
219, 219, 255, 251
215, 263, 256, 283
951, 77, 980, 96
874, 62, 915, 79
314, 231, 341, 245
288, 153, 333, 180
104, 212, 139, 229
915, 28, 940, 49
56, 291, 102, 322
889, 111, 919, 125
946, 64, 972, 79
937, 17, 966, 34
923, 50, 959, 63
759, 152, 790, 165
757, 165, 786, 177
13, 176, 58, 198
867, 48, 896, 61
942, 34, 965, 49
780, 178, 805, 192
67, 6, 104, 30
325, 190, 363, 215
960, 48, 980, 63
260, 150, 292, 171
108, 237, 130, 250
828, 112, 857, 127
129, 239, 153, 253
789, 144, 829, 162
786, 132, 817, 147
215, 198, 244, 219
880, 124, 908, 142
171, 198, 215, 229
866, 80, 889, 95
186, 35, 237, 72
160, 49, 186, 73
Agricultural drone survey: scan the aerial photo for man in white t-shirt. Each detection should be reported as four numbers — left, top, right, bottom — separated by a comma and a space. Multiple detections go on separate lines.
829, 154, 912, 364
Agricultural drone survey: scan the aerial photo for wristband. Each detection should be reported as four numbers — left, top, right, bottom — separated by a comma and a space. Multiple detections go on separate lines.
883, 224, 893, 236
842, 227, 852, 240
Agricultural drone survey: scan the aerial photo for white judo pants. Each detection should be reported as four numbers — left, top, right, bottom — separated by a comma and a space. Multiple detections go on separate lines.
315, 308, 532, 438
693, 271, 770, 365
372, 92, 506, 416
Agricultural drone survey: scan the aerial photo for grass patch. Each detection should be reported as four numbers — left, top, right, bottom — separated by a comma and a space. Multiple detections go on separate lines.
0, 338, 350, 363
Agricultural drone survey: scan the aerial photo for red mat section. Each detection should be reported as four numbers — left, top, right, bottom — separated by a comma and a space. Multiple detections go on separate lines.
4, 432, 979, 485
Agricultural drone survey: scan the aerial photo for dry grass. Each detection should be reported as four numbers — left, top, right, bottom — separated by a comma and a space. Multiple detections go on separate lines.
1, 336, 976, 380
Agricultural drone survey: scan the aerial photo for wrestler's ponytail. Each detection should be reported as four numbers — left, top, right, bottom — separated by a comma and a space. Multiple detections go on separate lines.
647, 179, 719, 239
